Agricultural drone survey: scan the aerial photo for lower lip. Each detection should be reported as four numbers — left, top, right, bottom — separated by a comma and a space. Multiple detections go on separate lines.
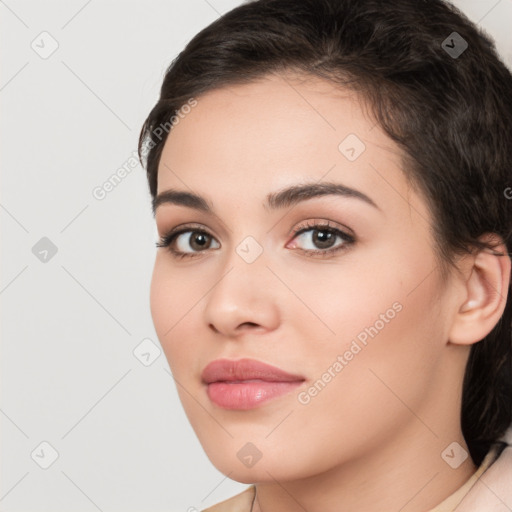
206, 380, 303, 410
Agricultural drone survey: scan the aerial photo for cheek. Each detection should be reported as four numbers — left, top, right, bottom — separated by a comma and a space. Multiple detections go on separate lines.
299, 263, 445, 415
149, 256, 205, 372
288, 243, 446, 409
272, 248, 413, 355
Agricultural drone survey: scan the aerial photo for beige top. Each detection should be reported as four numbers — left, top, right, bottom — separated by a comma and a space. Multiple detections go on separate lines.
202, 442, 507, 512
428, 445, 500, 511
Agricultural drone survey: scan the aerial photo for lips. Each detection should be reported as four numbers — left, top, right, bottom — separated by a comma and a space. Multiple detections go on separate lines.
202, 358, 305, 410
201, 358, 305, 383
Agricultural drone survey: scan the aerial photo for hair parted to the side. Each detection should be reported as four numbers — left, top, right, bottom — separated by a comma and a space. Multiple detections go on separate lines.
139, 0, 512, 466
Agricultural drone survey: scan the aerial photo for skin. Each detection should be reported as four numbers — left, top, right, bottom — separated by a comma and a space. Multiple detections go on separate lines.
150, 72, 510, 511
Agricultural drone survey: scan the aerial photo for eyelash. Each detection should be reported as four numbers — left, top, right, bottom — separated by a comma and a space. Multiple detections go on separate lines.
155, 220, 355, 260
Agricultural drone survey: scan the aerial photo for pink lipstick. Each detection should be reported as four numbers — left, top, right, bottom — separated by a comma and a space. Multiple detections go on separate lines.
202, 358, 305, 410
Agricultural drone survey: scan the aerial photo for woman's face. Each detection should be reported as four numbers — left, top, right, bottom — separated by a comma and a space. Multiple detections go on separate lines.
150, 73, 467, 482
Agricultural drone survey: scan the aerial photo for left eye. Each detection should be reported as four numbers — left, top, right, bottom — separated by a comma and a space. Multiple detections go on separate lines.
289, 225, 354, 254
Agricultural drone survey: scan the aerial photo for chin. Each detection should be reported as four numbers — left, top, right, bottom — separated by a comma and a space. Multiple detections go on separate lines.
206, 448, 313, 484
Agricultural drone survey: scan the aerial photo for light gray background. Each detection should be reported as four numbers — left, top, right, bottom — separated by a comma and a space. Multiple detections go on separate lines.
2, 1, 511, 510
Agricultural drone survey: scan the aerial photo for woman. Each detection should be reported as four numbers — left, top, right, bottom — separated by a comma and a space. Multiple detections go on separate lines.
138, 0, 512, 510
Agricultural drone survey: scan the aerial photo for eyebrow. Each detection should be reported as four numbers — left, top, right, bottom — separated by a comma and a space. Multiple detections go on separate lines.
152, 181, 380, 216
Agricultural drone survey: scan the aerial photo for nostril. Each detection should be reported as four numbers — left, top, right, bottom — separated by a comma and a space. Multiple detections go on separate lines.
209, 323, 220, 334
240, 322, 259, 329
208, 321, 260, 335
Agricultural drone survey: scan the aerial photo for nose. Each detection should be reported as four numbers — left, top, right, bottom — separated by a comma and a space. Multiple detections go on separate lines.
203, 249, 281, 338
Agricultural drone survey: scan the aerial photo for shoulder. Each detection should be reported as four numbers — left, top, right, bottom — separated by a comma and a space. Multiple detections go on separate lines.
201, 486, 256, 512
457, 426, 512, 511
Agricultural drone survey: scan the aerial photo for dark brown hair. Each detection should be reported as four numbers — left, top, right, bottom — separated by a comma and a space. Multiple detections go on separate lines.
139, 0, 512, 465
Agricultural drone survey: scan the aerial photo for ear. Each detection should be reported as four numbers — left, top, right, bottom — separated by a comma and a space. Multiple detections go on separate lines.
449, 234, 511, 346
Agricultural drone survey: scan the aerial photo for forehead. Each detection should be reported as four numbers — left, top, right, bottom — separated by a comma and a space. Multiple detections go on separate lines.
156, 72, 422, 220
160, 72, 382, 173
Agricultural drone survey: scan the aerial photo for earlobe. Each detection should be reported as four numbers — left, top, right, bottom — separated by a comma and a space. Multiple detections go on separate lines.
449, 235, 511, 346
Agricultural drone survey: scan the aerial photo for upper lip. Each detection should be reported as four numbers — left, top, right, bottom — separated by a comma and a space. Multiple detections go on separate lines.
201, 358, 305, 384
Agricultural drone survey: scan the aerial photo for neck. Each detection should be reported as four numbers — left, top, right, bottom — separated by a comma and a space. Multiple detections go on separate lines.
252, 421, 476, 512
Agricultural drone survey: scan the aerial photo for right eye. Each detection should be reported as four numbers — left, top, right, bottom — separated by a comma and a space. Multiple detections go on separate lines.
156, 226, 220, 259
